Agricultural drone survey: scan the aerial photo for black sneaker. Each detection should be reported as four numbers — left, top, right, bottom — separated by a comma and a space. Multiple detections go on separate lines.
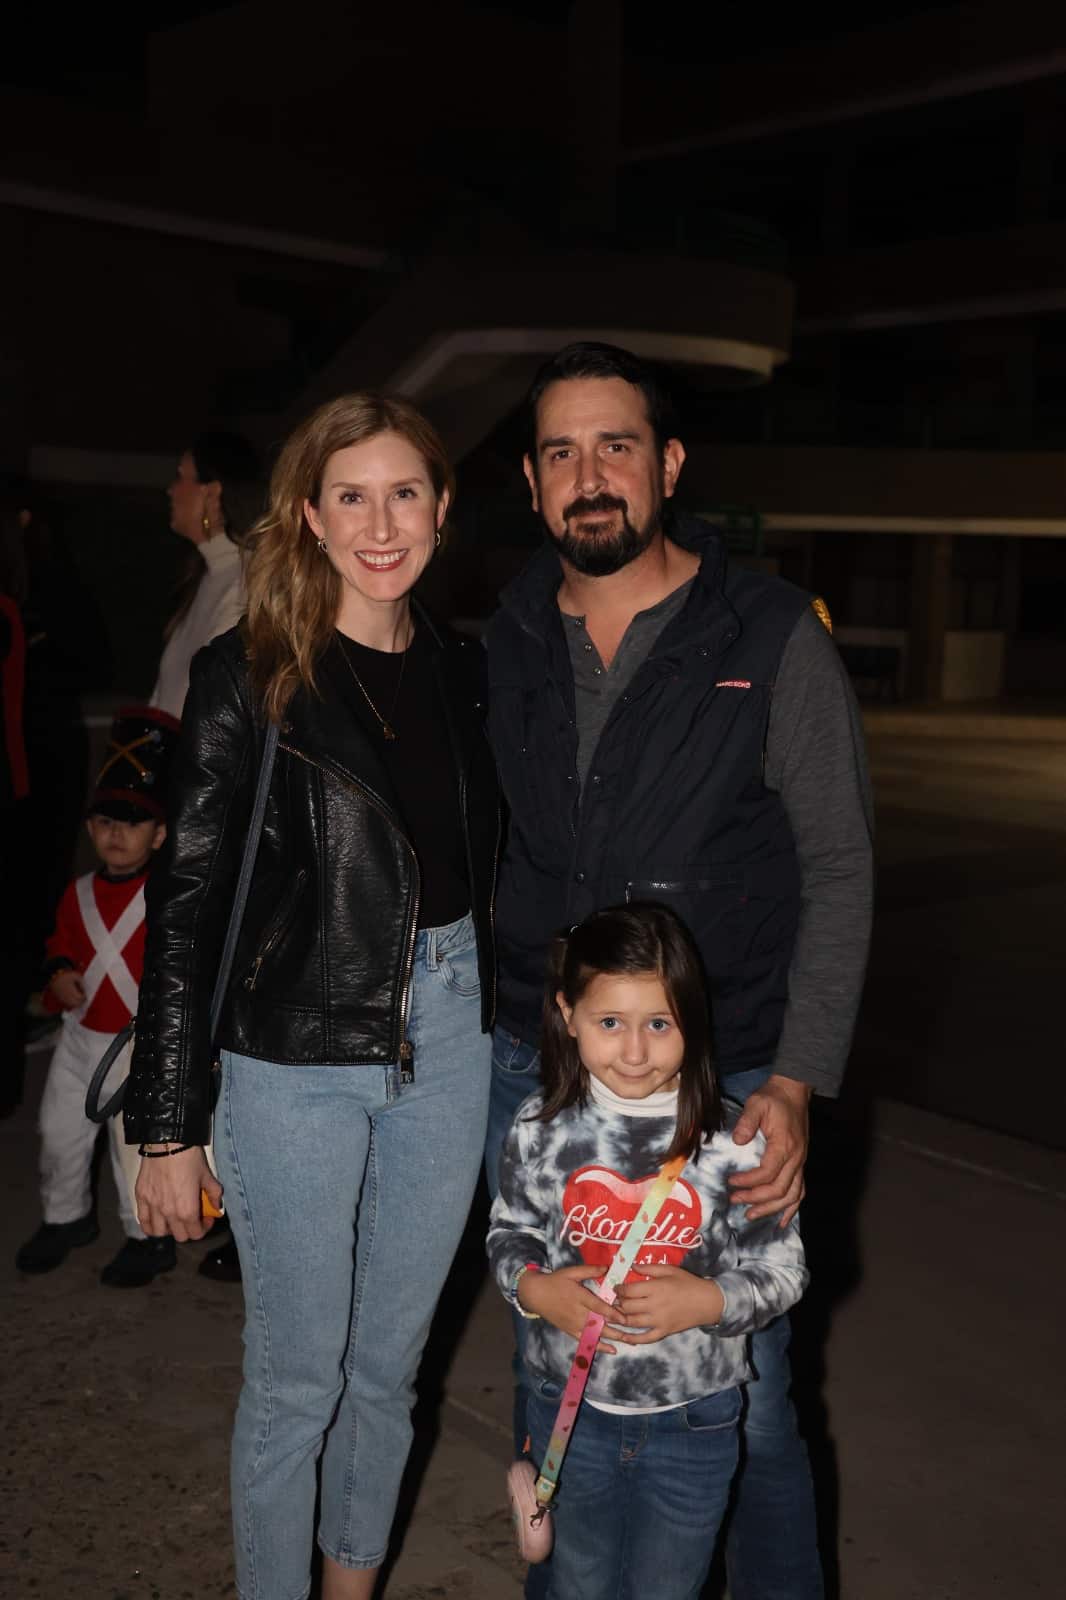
100, 1235, 177, 1289
15, 1214, 100, 1274
197, 1236, 242, 1284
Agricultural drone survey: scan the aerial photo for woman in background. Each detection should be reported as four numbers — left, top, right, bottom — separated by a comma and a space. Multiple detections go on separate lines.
151, 431, 263, 719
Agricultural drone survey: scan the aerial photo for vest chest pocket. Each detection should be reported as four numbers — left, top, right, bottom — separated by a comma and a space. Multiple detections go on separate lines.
623, 872, 749, 978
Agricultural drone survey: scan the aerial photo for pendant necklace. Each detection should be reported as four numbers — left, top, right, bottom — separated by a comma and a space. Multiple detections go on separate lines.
337, 621, 411, 741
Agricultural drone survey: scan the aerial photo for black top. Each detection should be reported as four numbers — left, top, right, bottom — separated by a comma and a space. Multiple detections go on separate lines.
332, 626, 470, 929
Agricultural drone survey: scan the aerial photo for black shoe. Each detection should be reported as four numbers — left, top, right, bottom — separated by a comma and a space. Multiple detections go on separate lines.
15, 1214, 99, 1274
100, 1235, 177, 1288
197, 1236, 242, 1283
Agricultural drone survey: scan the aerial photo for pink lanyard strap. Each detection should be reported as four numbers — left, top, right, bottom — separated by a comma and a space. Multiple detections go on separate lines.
532, 1155, 687, 1514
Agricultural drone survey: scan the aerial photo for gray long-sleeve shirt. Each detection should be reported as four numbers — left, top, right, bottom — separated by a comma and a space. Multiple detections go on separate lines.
564, 597, 874, 1097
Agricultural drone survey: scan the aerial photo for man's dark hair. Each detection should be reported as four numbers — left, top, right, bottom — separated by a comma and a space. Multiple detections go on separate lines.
537, 902, 722, 1163
525, 341, 679, 459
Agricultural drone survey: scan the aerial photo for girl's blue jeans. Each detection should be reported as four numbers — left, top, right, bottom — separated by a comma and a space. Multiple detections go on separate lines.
215, 914, 490, 1600
527, 1377, 741, 1600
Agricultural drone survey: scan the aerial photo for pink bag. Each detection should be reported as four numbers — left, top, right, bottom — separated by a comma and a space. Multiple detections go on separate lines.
507, 1458, 554, 1563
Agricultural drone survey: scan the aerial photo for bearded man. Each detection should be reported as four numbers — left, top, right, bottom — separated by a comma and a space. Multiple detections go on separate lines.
484, 341, 874, 1600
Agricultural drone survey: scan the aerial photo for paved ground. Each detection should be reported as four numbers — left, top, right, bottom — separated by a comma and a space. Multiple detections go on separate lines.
858, 710, 1066, 1148
4, 1078, 1064, 1599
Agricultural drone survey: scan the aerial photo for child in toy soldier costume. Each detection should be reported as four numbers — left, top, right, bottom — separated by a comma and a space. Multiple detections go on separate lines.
14, 705, 180, 1287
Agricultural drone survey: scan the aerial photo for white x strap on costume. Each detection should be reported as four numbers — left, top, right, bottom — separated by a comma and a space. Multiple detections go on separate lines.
38, 875, 148, 1239
74, 874, 144, 1020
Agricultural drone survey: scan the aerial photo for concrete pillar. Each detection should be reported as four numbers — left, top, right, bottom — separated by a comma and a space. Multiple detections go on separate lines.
820, 152, 852, 252
1018, 93, 1057, 224
1000, 535, 1022, 695
908, 533, 952, 701
1000, 535, 1022, 635
1004, 328, 1035, 448
564, 0, 622, 239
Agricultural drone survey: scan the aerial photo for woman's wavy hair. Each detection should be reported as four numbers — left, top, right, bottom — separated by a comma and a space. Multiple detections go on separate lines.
538, 902, 722, 1162
164, 431, 265, 640
243, 392, 455, 723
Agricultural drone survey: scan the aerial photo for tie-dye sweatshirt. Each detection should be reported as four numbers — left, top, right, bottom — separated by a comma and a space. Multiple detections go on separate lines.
487, 1085, 808, 1409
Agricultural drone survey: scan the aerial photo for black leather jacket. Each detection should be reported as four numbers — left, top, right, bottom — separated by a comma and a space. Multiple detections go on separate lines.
124, 611, 500, 1146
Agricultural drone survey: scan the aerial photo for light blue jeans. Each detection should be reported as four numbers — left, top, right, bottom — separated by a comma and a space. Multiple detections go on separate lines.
215, 914, 490, 1600
486, 1033, 824, 1600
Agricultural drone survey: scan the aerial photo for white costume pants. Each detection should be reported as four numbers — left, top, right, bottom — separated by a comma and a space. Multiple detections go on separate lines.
39, 1017, 143, 1239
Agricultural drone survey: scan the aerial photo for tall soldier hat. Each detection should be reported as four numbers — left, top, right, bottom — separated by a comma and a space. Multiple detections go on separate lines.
88, 704, 181, 824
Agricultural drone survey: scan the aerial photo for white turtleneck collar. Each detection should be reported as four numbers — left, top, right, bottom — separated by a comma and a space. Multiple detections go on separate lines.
587, 1073, 680, 1119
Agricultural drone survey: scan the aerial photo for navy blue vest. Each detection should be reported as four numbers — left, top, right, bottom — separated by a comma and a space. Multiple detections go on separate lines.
487, 522, 811, 1078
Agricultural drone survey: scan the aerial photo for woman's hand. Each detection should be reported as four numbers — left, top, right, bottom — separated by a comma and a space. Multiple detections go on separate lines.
135, 1146, 222, 1242
518, 1264, 625, 1354
612, 1265, 725, 1343
49, 970, 86, 1010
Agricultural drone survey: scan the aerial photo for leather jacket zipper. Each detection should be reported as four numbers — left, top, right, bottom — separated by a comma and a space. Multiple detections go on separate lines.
281, 744, 420, 1073
397, 880, 420, 1084
244, 869, 308, 991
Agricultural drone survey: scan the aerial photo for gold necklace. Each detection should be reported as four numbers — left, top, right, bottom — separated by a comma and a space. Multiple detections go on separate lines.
336, 624, 411, 741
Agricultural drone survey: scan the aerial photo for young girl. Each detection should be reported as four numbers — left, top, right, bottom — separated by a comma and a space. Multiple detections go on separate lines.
487, 903, 809, 1600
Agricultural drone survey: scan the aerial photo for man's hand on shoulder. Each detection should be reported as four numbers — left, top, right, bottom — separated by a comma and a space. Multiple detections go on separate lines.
729, 1075, 812, 1227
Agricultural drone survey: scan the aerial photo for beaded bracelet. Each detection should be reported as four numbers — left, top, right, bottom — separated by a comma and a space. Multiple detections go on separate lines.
138, 1143, 195, 1158
510, 1262, 542, 1320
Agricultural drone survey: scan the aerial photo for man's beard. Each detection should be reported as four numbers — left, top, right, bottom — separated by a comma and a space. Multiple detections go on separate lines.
547, 493, 659, 577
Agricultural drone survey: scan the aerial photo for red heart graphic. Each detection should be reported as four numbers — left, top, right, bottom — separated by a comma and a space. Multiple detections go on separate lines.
559, 1163, 704, 1280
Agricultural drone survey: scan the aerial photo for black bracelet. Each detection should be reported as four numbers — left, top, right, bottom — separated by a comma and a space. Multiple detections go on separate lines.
138, 1143, 195, 1158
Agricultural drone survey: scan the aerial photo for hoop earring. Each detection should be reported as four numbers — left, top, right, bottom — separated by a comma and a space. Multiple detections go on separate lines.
434, 530, 442, 549
318, 539, 327, 553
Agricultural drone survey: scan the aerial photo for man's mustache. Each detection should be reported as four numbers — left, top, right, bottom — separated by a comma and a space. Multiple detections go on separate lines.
563, 494, 628, 522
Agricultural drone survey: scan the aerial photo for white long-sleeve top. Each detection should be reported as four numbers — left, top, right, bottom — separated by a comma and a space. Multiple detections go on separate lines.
150, 535, 244, 718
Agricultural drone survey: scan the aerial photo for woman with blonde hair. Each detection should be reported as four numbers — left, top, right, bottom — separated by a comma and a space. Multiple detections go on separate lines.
124, 393, 500, 1600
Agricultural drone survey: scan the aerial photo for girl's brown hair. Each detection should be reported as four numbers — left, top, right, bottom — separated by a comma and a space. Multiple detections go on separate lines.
242, 392, 455, 723
538, 903, 722, 1163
